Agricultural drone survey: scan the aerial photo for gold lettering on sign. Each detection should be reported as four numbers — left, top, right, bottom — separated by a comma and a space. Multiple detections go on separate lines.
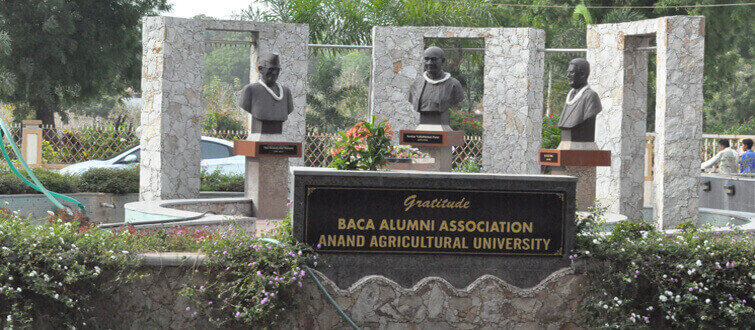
337, 218, 376, 230
403, 195, 471, 212
438, 220, 533, 233
318, 234, 366, 247
471, 238, 552, 251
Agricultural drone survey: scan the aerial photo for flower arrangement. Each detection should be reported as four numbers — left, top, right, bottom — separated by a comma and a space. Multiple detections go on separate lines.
389, 145, 429, 159
329, 116, 393, 171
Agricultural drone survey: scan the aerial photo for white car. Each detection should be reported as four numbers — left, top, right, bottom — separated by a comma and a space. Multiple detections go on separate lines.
59, 136, 245, 176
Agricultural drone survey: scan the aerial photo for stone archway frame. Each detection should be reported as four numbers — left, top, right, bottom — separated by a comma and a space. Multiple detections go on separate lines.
588, 16, 705, 228
140, 17, 309, 201
370, 27, 545, 174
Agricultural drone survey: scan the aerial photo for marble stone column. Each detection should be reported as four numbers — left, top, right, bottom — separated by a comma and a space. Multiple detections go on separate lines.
588, 16, 704, 227
140, 17, 204, 201
653, 17, 705, 228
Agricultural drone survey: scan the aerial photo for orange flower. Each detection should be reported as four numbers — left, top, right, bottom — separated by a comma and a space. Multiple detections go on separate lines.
384, 123, 394, 139
354, 143, 366, 151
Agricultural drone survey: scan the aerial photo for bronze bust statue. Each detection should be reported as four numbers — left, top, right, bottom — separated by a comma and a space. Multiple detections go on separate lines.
239, 53, 294, 134
557, 58, 602, 149
407, 46, 464, 131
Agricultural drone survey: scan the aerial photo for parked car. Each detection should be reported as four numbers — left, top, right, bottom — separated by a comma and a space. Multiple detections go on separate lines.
59, 136, 245, 176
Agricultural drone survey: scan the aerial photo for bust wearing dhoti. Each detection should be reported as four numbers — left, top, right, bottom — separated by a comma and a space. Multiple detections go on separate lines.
407, 46, 464, 131
238, 53, 294, 134
557, 58, 602, 149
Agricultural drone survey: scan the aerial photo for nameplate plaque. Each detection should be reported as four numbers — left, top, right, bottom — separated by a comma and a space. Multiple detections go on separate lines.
259, 144, 298, 156
399, 130, 464, 147
540, 152, 558, 164
403, 132, 443, 144
234, 140, 302, 158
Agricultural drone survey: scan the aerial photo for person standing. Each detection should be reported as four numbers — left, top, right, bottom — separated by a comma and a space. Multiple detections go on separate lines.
740, 138, 755, 174
701, 139, 739, 174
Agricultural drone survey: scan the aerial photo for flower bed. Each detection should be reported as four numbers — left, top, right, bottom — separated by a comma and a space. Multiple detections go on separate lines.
0, 209, 312, 328
574, 207, 755, 328
2, 204, 753, 328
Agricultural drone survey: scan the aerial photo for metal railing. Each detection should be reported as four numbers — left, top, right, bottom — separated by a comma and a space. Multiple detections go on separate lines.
8, 124, 751, 173
644, 133, 755, 180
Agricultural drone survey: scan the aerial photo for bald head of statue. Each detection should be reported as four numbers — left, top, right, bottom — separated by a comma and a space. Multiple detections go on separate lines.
423, 46, 446, 79
258, 53, 282, 87
566, 58, 590, 89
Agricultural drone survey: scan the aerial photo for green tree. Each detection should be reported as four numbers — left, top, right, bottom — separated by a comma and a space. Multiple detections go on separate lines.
247, 0, 753, 134
306, 54, 368, 133
0, 0, 170, 126
0, 30, 13, 95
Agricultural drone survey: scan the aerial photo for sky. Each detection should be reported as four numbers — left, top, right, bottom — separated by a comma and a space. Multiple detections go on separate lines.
165, 0, 258, 19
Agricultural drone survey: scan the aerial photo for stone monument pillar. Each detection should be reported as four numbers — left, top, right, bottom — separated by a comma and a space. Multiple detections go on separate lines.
234, 54, 302, 219
539, 58, 610, 211
400, 46, 465, 171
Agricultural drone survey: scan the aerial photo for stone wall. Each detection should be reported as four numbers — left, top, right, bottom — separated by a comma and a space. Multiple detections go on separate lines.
587, 16, 704, 228
370, 27, 545, 174
289, 268, 584, 329
94, 258, 584, 329
140, 17, 308, 201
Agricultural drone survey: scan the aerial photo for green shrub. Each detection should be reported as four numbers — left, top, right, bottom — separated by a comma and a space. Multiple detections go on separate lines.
78, 167, 139, 194
0, 166, 78, 194
576, 212, 755, 328
542, 112, 561, 149
453, 157, 481, 173
200, 170, 243, 192
0, 205, 314, 328
0, 210, 139, 327
0, 166, 246, 195
450, 109, 482, 136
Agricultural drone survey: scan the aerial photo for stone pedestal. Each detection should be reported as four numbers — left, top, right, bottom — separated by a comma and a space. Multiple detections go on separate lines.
399, 130, 463, 172
245, 157, 290, 219
418, 146, 449, 171
552, 166, 596, 211
539, 148, 610, 212
235, 138, 302, 220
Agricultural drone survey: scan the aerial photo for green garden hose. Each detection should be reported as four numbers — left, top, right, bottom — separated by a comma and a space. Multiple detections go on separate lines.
0, 119, 85, 214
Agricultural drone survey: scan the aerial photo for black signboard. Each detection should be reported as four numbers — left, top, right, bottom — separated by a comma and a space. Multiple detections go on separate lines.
304, 186, 565, 256
540, 151, 558, 164
258, 143, 298, 156
402, 132, 444, 144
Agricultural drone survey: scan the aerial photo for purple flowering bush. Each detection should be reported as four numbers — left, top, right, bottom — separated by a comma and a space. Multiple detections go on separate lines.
576, 208, 755, 328
180, 216, 313, 327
